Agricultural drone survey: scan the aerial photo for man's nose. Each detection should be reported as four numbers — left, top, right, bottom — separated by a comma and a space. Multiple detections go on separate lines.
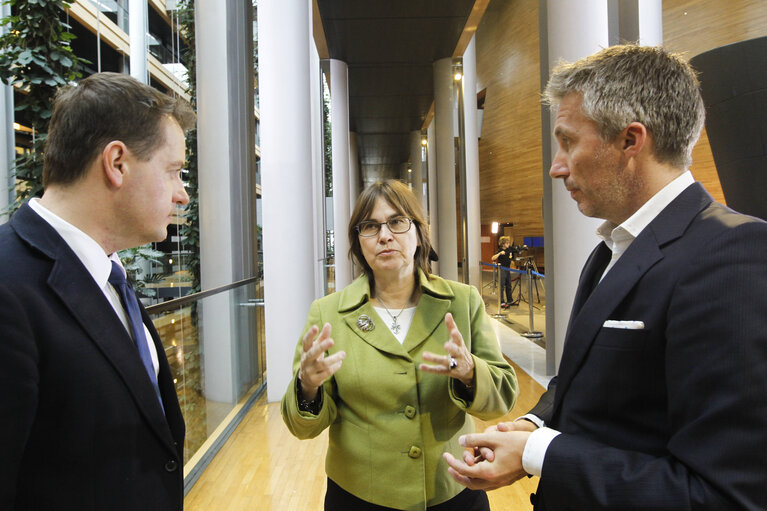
175, 184, 190, 206
549, 159, 569, 179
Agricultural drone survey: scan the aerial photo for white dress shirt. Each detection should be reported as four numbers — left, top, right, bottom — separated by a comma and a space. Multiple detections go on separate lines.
28, 199, 160, 377
520, 171, 695, 476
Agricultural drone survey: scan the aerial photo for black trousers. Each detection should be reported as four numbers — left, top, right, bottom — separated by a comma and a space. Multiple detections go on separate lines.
324, 478, 490, 511
500, 269, 513, 304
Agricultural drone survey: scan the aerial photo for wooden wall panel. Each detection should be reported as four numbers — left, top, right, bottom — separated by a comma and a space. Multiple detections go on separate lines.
473, 0, 767, 249
476, 0, 542, 244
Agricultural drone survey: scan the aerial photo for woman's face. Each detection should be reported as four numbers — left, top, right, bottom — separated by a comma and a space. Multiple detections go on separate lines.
359, 197, 419, 283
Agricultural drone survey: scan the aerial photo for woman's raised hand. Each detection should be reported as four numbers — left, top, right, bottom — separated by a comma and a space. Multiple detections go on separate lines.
419, 313, 475, 387
298, 323, 346, 401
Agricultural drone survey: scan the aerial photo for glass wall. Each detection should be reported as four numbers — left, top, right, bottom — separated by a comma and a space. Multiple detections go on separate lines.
147, 279, 264, 470
321, 66, 335, 295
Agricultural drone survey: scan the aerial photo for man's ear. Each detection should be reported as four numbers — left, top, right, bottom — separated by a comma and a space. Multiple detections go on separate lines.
621, 122, 647, 159
102, 140, 129, 188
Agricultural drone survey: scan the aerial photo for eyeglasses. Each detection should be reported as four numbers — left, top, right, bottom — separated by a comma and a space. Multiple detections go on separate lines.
356, 216, 413, 237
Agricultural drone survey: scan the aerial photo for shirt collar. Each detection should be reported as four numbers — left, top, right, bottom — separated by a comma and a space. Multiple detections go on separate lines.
28, 198, 119, 288
596, 171, 695, 252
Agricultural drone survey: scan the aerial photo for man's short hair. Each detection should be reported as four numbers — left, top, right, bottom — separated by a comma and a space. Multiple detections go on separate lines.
543, 44, 705, 169
43, 72, 196, 187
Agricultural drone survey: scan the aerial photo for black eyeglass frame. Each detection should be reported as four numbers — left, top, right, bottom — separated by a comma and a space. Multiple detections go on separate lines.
355, 217, 414, 237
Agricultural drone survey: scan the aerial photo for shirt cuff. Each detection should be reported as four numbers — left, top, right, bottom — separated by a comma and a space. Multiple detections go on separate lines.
516, 413, 544, 429
521, 427, 560, 477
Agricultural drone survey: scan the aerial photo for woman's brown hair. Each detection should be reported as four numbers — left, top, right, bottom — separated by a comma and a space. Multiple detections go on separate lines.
348, 180, 433, 282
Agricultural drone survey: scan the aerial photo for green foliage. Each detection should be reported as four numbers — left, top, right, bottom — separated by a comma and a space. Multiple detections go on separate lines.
0, 0, 87, 211
118, 245, 168, 298
322, 73, 332, 197
176, 0, 200, 294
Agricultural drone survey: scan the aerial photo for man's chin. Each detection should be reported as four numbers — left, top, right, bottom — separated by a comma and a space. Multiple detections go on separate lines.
149, 228, 170, 243
576, 203, 598, 218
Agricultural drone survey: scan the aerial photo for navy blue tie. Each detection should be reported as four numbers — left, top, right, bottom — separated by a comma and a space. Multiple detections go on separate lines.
108, 261, 164, 410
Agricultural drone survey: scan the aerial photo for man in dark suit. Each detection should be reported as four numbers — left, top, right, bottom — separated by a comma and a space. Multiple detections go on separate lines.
443, 45, 767, 510
0, 72, 194, 510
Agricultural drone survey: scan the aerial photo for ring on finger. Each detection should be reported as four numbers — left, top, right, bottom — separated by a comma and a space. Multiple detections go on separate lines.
448, 356, 458, 370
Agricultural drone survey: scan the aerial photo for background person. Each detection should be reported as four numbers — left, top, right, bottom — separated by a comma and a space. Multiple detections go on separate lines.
281, 179, 518, 511
491, 236, 517, 308
0, 72, 194, 510
444, 44, 767, 510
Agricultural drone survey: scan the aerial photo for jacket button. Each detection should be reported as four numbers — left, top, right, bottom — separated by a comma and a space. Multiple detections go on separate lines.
408, 446, 422, 458
404, 405, 416, 419
165, 459, 179, 472
530, 493, 537, 505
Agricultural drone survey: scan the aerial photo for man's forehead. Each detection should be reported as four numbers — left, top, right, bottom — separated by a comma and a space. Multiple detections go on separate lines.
553, 96, 594, 134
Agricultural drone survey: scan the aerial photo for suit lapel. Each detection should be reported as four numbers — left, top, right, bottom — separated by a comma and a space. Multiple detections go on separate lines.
12, 204, 176, 448
551, 183, 713, 418
552, 233, 664, 415
568, 242, 611, 320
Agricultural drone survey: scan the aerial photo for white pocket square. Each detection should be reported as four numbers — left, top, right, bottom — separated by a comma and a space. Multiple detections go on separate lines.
602, 320, 645, 330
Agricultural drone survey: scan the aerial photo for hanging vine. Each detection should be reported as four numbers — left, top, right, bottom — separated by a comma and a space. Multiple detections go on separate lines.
0, 0, 86, 212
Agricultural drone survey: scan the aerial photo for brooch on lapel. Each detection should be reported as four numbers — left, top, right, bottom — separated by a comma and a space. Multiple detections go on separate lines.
357, 314, 375, 332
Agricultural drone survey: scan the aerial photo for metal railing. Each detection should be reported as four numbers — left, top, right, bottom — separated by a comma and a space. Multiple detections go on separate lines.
480, 260, 545, 338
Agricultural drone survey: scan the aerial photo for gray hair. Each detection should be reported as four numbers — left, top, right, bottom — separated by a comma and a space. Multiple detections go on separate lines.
543, 45, 705, 169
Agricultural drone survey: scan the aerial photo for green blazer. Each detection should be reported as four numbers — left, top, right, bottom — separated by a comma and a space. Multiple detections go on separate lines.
281, 271, 518, 511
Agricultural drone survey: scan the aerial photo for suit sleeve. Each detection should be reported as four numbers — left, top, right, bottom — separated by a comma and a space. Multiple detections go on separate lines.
280, 300, 338, 439
450, 285, 519, 420
537, 221, 767, 510
0, 284, 38, 506
527, 376, 556, 425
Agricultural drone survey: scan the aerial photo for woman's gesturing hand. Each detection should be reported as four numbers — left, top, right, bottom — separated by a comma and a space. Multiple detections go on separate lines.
419, 313, 475, 386
298, 323, 346, 401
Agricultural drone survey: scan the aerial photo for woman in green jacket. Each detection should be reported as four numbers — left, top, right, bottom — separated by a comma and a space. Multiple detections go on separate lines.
281, 180, 518, 511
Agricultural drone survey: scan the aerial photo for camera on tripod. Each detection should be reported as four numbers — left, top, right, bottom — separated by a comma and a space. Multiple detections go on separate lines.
510, 244, 528, 257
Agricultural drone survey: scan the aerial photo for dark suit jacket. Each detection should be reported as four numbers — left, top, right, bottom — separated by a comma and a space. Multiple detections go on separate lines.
0, 203, 185, 510
529, 183, 767, 510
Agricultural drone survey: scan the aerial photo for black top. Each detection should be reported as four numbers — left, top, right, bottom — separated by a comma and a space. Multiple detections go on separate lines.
496, 246, 514, 268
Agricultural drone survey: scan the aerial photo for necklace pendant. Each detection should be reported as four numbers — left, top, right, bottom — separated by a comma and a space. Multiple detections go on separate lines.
391, 319, 401, 334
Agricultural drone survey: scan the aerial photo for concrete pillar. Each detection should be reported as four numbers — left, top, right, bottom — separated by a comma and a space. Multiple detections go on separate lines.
462, 37, 482, 290
433, 57, 458, 281
427, 121, 438, 275
608, 0, 662, 46
349, 132, 361, 212
259, 0, 318, 402
329, 59, 353, 289
400, 162, 410, 183
128, 0, 148, 83
543, 0, 609, 373
636, 0, 662, 45
409, 130, 423, 208
348, 131, 361, 277
310, 50, 326, 297
196, 0, 257, 402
